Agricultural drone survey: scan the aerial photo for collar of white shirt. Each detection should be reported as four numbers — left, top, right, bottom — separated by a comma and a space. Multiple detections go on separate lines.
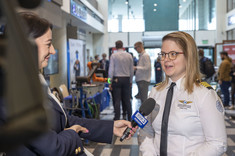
169, 76, 185, 91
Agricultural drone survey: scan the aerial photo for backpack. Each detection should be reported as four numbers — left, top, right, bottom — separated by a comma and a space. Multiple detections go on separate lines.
202, 57, 215, 78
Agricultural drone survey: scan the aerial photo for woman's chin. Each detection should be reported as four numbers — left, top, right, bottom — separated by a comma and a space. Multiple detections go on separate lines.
165, 71, 173, 77
41, 62, 48, 69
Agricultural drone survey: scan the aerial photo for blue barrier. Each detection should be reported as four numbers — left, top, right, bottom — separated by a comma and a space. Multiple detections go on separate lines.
64, 88, 110, 113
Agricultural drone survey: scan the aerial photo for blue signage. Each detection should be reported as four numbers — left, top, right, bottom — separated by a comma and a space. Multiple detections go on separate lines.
71, 0, 87, 21
132, 111, 148, 128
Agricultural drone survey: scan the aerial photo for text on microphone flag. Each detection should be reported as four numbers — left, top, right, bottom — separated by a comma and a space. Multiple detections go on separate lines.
132, 111, 148, 128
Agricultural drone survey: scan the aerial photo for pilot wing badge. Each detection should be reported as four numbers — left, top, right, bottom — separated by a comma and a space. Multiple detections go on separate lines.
178, 100, 192, 109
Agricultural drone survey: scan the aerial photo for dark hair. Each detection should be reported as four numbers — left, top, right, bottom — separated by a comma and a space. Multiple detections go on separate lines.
102, 53, 107, 57
115, 40, 123, 49
198, 48, 204, 57
20, 12, 53, 38
95, 55, 99, 60
220, 51, 228, 56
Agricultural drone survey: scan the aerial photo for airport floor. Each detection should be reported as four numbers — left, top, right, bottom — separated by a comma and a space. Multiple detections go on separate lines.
84, 83, 235, 156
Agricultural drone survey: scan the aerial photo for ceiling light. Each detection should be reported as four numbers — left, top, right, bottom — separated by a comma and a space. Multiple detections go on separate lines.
183, 0, 186, 2
153, 9, 157, 11
154, 3, 157, 6
125, 0, 128, 5
179, 4, 182, 8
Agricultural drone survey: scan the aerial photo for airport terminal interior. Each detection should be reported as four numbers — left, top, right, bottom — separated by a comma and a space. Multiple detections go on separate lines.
1, 0, 235, 155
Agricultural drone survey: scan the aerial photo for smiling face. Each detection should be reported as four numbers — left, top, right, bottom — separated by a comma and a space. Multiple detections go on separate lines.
134, 42, 144, 54
161, 40, 186, 82
35, 28, 55, 69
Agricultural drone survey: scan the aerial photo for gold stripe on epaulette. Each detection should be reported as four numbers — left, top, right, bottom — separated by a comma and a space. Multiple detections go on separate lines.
154, 82, 162, 87
200, 81, 213, 90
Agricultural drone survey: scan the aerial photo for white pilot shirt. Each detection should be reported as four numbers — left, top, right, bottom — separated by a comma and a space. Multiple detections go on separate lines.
139, 77, 227, 156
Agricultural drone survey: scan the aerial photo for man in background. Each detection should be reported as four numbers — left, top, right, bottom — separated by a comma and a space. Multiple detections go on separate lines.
134, 41, 151, 104
198, 49, 215, 84
108, 40, 134, 121
99, 53, 109, 78
154, 56, 162, 84
218, 51, 232, 108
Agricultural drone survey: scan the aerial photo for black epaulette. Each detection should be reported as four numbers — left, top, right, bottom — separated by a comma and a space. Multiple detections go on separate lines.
154, 82, 162, 87
200, 81, 213, 90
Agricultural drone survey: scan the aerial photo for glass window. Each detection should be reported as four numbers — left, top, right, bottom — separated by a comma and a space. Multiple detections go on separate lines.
108, 0, 216, 32
108, 0, 144, 32
226, 29, 235, 40
179, 0, 216, 31
228, 0, 232, 12
227, 0, 235, 12
233, 29, 235, 39
227, 30, 233, 40
234, 0, 235, 10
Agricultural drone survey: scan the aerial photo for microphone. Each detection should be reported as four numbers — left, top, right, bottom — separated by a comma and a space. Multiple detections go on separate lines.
120, 98, 156, 142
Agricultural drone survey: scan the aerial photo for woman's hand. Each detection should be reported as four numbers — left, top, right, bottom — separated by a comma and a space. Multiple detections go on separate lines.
113, 120, 138, 140
65, 125, 89, 134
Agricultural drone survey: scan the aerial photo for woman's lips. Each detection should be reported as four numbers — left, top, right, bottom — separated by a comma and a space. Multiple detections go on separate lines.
164, 64, 173, 69
45, 55, 50, 61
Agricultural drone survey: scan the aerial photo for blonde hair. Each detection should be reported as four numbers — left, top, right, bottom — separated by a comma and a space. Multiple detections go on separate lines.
157, 31, 201, 94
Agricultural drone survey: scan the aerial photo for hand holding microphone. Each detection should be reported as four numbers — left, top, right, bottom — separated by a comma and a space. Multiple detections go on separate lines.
120, 98, 157, 142
113, 120, 137, 139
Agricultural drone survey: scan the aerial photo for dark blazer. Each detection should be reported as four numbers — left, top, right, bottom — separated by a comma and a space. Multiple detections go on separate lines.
154, 60, 162, 84
99, 59, 109, 78
7, 96, 114, 156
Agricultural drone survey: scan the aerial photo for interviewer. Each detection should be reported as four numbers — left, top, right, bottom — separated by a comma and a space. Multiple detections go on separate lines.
5, 12, 136, 156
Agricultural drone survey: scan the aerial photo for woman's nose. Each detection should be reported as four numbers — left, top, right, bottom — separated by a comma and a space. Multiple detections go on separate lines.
50, 44, 56, 54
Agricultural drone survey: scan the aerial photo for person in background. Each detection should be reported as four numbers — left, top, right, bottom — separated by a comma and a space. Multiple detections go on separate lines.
130, 53, 138, 75
198, 48, 215, 84
139, 31, 227, 155
89, 56, 93, 62
108, 40, 134, 121
99, 53, 109, 78
133, 56, 138, 67
74, 59, 80, 77
154, 56, 162, 84
129, 52, 135, 99
218, 51, 232, 108
4, 12, 137, 156
134, 41, 151, 104
93, 55, 100, 63
230, 64, 235, 110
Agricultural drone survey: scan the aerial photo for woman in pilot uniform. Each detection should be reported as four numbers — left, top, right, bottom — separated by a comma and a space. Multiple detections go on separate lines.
6, 12, 136, 156
139, 31, 227, 156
